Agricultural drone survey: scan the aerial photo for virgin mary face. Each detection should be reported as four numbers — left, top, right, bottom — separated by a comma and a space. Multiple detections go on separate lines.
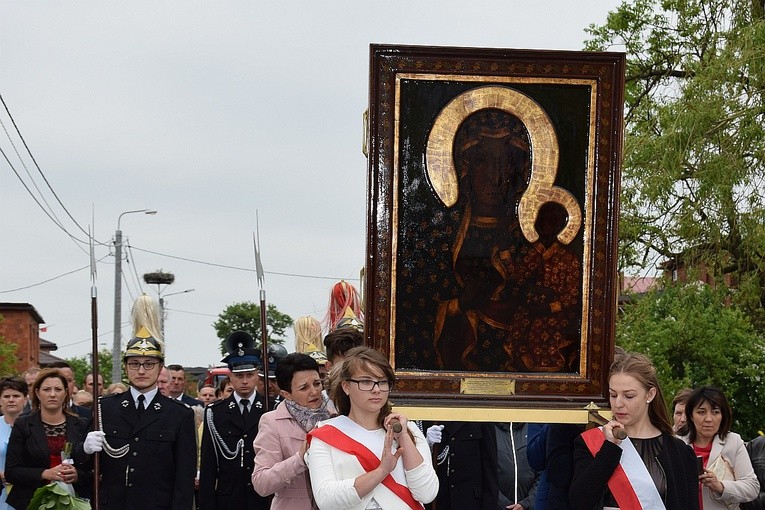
456, 110, 530, 218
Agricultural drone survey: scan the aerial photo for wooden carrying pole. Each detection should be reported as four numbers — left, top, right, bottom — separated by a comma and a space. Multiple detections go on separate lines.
89, 228, 100, 510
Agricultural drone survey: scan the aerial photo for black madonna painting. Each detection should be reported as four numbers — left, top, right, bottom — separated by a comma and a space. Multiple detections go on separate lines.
366, 45, 625, 408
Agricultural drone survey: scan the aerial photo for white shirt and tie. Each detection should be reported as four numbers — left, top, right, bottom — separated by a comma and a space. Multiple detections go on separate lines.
233, 393, 255, 415
130, 387, 158, 413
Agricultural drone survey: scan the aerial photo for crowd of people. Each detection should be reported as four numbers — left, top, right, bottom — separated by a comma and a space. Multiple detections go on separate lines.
1, 287, 764, 510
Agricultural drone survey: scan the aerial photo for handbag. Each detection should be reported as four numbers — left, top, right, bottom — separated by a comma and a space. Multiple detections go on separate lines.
707, 455, 738, 510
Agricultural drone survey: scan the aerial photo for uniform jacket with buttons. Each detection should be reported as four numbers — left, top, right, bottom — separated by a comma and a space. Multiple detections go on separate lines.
198, 392, 269, 510
75, 390, 196, 510
429, 421, 498, 510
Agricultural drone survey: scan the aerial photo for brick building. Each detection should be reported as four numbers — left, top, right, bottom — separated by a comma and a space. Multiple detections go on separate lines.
0, 302, 44, 373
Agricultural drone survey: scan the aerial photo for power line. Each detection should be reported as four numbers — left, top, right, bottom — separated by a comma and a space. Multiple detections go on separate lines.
125, 242, 146, 294
164, 307, 218, 318
0, 245, 357, 295
56, 321, 130, 348
0, 255, 111, 293
0, 93, 96, 241
129, 244, 351, 281
0, 143, 92, 252
0, 115, 68, 232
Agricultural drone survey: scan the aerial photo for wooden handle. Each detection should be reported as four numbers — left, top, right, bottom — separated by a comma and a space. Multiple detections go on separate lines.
589, 411, 628, 440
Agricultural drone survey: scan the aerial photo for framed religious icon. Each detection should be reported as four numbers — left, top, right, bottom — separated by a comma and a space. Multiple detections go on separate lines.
365, 44, 625, 419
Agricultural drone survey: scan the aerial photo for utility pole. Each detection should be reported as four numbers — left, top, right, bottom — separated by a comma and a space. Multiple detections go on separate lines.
113, 209, 156, 383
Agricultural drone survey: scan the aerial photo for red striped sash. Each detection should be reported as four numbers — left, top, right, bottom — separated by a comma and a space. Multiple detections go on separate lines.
582, 427, 644, 509
308, 424, 423, 510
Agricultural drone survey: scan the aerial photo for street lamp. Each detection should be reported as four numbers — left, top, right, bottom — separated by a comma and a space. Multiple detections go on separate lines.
113, 209, 157, 383
159, 288, 195, 337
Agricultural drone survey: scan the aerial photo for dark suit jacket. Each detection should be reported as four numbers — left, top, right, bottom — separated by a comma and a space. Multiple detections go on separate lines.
743, 435, 765, 510
198, 392, 269, 510
429, 421, 499, 510
527, 423, 584, 510
180, 394, 202, 407
71, 403, 92, 421
75, 391, 197, 510
5, 411, 89, 510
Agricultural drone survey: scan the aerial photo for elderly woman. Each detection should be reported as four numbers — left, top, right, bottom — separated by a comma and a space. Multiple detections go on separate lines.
682, 386, 759, 510
5, 369, 89, 510
252, 352, 334, 509
306, 346, 438, 509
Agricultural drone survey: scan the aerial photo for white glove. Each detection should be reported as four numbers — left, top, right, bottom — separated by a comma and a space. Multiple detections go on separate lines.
83, 431, 105, 454
426, 424, 444, 448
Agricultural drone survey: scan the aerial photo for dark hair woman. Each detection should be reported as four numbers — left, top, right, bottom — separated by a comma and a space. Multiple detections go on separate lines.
569, 352, 700, 509
1, 377, 28, 510
251, 353, 334, 509
306, 346, 438, 510
5, 368, 89, 509
681, 386, 758, 510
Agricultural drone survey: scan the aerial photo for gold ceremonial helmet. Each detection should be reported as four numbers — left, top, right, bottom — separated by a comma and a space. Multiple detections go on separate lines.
124, 326, 165, 360
123, 294, 165, 360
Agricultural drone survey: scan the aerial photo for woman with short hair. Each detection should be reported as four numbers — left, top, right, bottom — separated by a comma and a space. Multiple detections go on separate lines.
682, 386, 759, 510
252, 352, 334, 509
0, 377, 28, 510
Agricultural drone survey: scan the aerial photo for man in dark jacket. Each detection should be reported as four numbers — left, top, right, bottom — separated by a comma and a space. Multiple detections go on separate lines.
76, 301, 197, 510
744, 434, 765, 510
166, 364, 203, 407
496, 422, 540, 510
429, 421, 499, 510
198, 331, 270, 510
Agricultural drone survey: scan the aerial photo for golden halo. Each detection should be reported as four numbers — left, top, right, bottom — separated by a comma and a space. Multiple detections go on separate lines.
425, 85, 581, 244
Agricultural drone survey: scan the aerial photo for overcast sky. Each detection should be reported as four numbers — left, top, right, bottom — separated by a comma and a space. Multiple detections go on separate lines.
0, 1, 621, 371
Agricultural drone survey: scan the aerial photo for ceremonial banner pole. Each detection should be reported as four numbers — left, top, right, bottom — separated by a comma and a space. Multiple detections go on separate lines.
88, 226, 101, 510
253, 212, 269, 412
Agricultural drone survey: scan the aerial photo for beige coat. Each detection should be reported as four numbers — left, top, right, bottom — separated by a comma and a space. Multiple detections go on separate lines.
683, 432, 760, 510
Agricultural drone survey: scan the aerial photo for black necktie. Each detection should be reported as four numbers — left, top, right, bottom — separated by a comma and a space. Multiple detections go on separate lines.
137, 394, 146, 418
241, 398, 250, 415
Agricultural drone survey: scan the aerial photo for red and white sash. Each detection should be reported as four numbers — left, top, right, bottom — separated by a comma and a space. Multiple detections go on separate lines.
581, 427, 666, 510
308, 422, 423, 510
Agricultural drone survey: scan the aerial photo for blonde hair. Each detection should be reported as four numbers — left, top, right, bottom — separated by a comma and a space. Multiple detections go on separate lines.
106, 382, 128, 394
294, 316, 322, 353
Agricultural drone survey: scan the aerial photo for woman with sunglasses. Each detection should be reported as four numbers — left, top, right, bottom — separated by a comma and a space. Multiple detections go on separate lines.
306, 346, 438, 509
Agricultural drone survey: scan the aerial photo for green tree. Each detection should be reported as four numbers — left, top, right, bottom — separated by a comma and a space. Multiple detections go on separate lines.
66, 349, 116, 387
0, 315, 19, 375
585, 0, 765, 326
213, 302, 292, 355
617, 283, 765, 438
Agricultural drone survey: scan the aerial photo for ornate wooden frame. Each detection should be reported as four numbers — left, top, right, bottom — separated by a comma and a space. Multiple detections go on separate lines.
365, 44, 625, 417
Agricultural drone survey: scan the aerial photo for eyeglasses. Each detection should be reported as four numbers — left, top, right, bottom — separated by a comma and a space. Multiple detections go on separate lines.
126, 361, 159, 371
348, 379, 392, 392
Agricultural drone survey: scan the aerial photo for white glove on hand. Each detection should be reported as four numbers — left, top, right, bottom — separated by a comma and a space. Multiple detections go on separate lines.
426, 424, 444, 448
83, 431, 105, 454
